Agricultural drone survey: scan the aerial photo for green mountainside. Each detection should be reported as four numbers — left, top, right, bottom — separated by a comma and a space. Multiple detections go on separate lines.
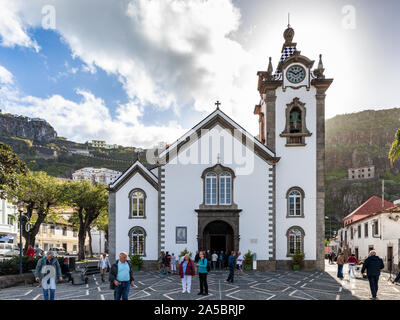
2, 108, 400, 232
325, 108, 400, 231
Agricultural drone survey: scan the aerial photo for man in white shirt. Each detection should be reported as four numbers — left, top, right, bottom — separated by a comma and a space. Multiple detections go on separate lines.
98, 253, 111, 282
236, 252, 243, 275
211, 252, 218, 271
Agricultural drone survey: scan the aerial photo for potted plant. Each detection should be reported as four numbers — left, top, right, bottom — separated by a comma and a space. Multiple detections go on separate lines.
292, 250, 305, 271
243, 250, 254, 271
129, 254, 143, 271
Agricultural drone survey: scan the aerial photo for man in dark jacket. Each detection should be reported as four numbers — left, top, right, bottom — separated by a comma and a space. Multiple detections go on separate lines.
109, 252, 135, 300
226, 251, 236, 283
361, 250, 384, 300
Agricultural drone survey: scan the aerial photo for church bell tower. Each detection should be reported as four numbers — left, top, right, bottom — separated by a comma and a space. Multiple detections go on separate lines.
254, 25, 333, 270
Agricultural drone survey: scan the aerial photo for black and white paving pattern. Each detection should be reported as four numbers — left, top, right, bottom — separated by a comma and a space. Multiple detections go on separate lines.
0, 261, 398, 300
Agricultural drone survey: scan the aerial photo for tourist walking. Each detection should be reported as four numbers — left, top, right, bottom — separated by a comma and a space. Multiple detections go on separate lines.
206, 250, 212, 270
361, 250, 384, 300
331, 251, 336, 263
219, 251, 225, 270
392, 259, 400, 284
226, 251, 236, 283
60, 258, 72, 282
109, 252, 135, 300
165, 251, 171, 273
26, 245, 35, 258
337, 253, 345, 280
347, 254, 358, 279
98, 253, 111, 282
179, 254, 195, 293
224, 251, 230, 270
328, 252, 333, 264
194, 251, 200, 273
236, 252, 244, 275
211, 251, 218, 271
34, 251, 63, 300
170, 253, 177, 275
196, 251, 208, 295
158, 251, 166, 275
34, 245, 43, 257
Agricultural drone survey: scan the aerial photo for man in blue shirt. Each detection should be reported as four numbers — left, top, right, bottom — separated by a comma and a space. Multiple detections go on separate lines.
109, 252, 135, 300
226, 251, 236, 283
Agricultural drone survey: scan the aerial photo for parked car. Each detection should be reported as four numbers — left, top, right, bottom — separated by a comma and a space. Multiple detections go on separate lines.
47, 247, 69, 256
0, 243, 19, 258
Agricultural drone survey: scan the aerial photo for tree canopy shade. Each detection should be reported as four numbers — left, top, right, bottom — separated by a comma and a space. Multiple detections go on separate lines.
389, 129, 400, 166
61, 180, 108, 260
0, 142, 27, 197
5, 171, 63, 253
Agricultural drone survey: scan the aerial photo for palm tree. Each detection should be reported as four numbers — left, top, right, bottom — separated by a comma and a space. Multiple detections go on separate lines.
389, 129, 400, 166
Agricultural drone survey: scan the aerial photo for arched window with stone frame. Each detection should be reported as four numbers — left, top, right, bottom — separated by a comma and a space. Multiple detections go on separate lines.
286, 187, 305, 218
286, 226, 305, 256
280, 97, 311, 146
129, 188, 146, 219
128, 226, 146, 256
200, 164, 237, 209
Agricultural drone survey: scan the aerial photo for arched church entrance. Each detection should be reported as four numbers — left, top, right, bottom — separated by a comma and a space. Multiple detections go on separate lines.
203, 220, 233, 253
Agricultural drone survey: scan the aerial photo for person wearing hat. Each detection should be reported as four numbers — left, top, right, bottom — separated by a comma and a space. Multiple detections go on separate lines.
34, 251, 63, 300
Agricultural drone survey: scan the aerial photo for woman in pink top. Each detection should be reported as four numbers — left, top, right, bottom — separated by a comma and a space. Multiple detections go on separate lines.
347, 254, 358, 279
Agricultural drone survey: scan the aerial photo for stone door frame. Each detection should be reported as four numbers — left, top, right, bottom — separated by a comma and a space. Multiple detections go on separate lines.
195, 209, 241, 252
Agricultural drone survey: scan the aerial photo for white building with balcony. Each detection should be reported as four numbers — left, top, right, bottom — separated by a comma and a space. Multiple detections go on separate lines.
72, 167, 122, 185
0, 198, 18, 243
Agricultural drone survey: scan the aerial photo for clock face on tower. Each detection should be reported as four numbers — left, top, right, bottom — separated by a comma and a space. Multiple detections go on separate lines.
286, 65, 306, 84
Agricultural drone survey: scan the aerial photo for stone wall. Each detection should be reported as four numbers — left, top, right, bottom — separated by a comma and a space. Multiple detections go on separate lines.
0, 273, 35, 289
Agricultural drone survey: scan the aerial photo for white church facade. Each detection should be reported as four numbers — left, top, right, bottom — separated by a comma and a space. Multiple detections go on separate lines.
109, 26, 332, 270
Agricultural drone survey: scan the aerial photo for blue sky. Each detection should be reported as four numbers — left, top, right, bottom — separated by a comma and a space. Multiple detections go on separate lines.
0, 0, 399, 147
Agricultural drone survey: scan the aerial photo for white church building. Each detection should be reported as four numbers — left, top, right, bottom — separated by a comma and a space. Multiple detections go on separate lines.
109, 26, 333, 270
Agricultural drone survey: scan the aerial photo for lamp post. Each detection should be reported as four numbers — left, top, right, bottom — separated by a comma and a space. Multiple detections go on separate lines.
325, 216, 332, 240
18, 206, 23, 275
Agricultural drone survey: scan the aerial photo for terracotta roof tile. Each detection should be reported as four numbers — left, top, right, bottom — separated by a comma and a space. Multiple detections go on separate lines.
344, 196, 393, 222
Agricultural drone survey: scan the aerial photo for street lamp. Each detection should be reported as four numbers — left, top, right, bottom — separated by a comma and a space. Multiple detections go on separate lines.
325, 216, 332, 240
17, 204, 24, 275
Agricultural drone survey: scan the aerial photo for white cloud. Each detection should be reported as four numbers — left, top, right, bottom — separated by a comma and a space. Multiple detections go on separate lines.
0, 0, 39, 51
0, 0, 260, 143
0, 84, 185, 148
0, 65, 13, 84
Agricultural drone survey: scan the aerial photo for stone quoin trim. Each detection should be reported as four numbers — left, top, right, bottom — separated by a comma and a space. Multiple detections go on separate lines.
159, 166, 166, 251
314, 80, 333, 270
108, 192, 116, 261
268, 166, 276, 259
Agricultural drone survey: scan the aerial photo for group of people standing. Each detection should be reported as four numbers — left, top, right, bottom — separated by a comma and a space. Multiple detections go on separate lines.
334, 250, 385, 300
179, 250, 243, 295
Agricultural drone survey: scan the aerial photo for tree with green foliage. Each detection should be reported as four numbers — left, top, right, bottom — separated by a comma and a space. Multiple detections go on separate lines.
62, 180, 108, 260
5, 171, 63, 253
389, 128, 400, 166
0, 142, 27, 197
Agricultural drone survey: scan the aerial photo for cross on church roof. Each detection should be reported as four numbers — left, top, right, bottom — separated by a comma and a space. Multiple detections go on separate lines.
215, 100, 221, 109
